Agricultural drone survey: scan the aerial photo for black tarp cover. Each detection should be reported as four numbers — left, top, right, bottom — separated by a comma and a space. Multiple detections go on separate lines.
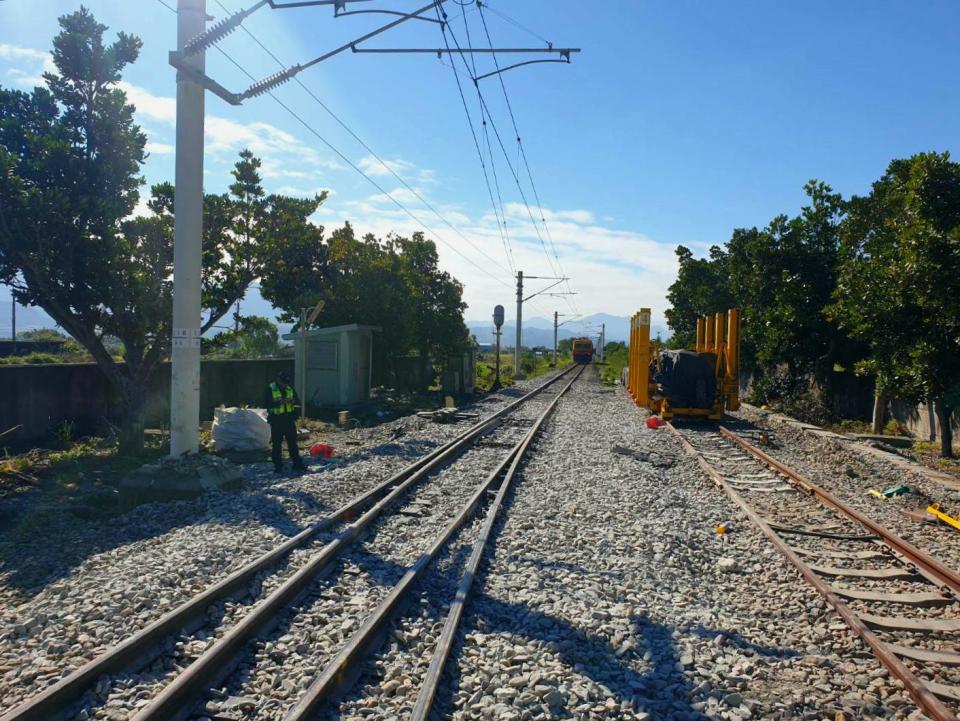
654, 350, 716, 409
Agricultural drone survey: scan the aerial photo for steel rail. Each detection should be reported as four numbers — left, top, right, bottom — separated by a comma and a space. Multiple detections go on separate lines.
127, 365, 577, 721
285, 365, 584, 720
667, 422, 958, 721
718, 426, 960, 595
407, 368, 580, 720
2, 366, 576, 721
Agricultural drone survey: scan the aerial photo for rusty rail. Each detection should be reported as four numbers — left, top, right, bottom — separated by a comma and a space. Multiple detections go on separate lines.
666, 422, 958, 721
719, 425, 960, 595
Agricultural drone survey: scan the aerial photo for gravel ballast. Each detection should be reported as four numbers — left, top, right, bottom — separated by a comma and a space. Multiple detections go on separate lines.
2, 367, 941, 720
0, 374, 564, 711
422, 369, 921, 721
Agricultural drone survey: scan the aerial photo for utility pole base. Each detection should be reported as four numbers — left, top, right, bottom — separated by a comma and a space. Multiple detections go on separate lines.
119, 454, 242, 511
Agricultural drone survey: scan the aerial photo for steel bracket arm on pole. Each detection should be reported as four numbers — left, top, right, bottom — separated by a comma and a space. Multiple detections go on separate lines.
334, 9, 444, 24
351, 47, 580, 56
170, 0, 449, 106
523, 277, 569, 303
267, 0, 373, 9
474, 58, 572, 83
169, 51, 243, 105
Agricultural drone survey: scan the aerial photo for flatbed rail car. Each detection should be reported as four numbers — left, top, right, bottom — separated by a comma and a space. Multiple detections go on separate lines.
626, 308, 740, 420
572, 337, 595, 364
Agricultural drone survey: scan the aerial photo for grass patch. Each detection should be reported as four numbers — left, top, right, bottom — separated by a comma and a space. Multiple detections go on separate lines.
475, 352, 569, 392
1, 436, 165, 498
599, 344, 628, 385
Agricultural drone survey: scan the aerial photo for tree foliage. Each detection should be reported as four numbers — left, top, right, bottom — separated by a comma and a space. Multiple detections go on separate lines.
205, 315, 286, 359
0, 9, 291, 452
664, 156, 960, 456
829, 152, 960, 457
259, 224, 469, 383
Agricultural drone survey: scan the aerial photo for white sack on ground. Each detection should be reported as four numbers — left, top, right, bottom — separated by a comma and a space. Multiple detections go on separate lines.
210, 407, 271, 451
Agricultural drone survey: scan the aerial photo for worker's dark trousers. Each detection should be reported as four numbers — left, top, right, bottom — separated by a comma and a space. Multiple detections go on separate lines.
270, 417, 305, 471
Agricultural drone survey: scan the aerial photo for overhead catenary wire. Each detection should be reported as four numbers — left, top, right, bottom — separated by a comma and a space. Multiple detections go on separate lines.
477, 1, 578, 315
155, 0, 512, 290
448, 27, 558, 281
432, 1, 517, 276
438, 2, 574, 320
213, 0, 515, 278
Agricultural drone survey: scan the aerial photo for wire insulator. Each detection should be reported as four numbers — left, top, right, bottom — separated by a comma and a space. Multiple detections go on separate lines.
240, 65, 303, 99
184, 6, 255, 55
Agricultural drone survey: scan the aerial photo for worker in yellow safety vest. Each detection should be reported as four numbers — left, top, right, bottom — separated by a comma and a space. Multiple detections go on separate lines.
263, 370, 306, 474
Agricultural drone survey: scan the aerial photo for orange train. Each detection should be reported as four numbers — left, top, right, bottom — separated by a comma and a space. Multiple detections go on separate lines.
571, 337, 595, 364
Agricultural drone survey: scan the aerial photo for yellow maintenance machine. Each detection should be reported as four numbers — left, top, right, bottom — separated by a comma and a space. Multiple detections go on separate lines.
628, 308, 740, 420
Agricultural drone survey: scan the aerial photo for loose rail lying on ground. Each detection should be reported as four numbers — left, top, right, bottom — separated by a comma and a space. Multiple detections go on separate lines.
2, 365, 577, 721
667, 421, 960, 721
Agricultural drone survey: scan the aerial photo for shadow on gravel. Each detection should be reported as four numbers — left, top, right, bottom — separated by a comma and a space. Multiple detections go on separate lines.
0, 433, 448, 597
427, 595, 712, 721
0, 477, 313, 598
688, 623, 801, 660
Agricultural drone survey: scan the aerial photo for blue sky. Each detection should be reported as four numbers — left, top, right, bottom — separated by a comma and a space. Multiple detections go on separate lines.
2, 0, 958, 335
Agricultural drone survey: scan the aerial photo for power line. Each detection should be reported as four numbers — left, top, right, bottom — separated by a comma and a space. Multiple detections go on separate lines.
438, 3, 569, 320
213, 0, 514, 278
432, 2, 516, 277
446, 20, 558, 281
478, 1, 579, 315
154, 0, 512, 290
482, 2, 553, 47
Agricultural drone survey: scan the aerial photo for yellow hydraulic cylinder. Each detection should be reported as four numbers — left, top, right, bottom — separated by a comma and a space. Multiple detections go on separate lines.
704, 314, 715, 352
695, 318, 704, 352
634, 308, 651, 406
725, 308, 740, 410
714, 311, 726, 377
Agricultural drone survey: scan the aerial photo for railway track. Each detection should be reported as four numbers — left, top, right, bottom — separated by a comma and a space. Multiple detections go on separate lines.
2, 365, 580, 721
668, 421, 960, 721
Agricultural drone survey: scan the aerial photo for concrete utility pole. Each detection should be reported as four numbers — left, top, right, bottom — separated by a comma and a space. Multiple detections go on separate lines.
514, 271, 523, 379
600, 323, 605, 362
169, 0, 206, 457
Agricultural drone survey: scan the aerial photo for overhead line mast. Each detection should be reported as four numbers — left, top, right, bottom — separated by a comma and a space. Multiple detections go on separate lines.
166, 0, 581, 455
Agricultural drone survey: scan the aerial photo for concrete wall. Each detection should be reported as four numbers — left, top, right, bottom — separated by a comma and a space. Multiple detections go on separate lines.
891, 400, 960, 450
0, 358, 293, 444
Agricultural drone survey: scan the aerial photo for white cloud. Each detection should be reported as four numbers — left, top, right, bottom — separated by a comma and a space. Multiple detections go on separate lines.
325, 187, 679, 319
117, 81, 177, 123
357, 154, 436, 183
145, 141, 175, 155
1, 43, 56, 87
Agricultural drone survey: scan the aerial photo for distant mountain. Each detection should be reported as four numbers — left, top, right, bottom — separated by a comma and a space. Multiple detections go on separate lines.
466, 312, 668, 348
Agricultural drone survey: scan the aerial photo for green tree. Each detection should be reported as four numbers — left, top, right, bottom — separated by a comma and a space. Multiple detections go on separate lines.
260, 225, 469, 386
205, 316, 285, 359
394, 233, 468, 361
664, 244, 734, 349
830, 152, 960, 457
16, 328, 69, 342
0, 11, 263, 452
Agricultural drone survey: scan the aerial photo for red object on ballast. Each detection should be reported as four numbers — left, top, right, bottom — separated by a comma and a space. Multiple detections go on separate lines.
646, 416, 665, 429
310, 443, 335, 459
